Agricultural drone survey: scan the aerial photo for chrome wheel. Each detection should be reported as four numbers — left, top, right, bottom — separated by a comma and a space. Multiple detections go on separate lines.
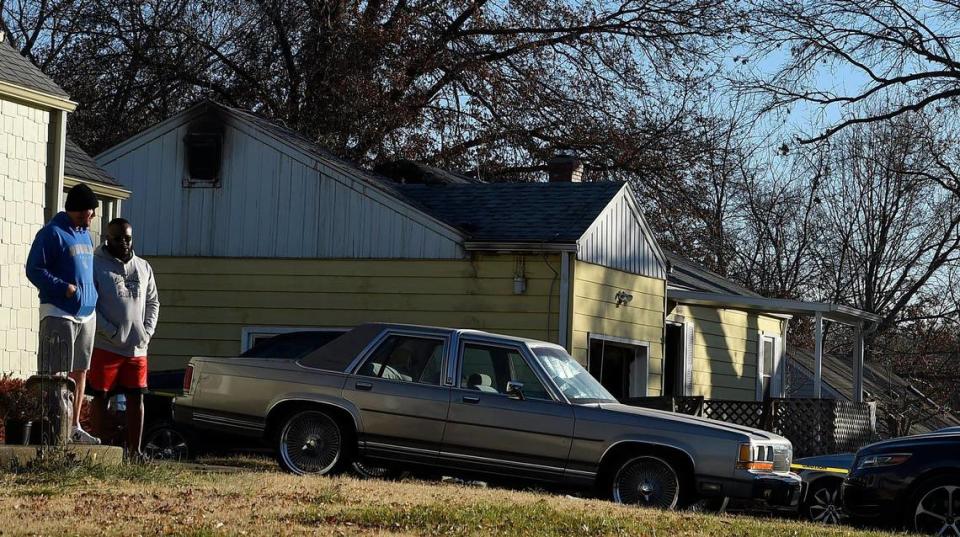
806, 484, 843, 524
278, 411, 342, 475
914, 485, 960, 536
611, 456, 680, 509
142, 425, 189, 461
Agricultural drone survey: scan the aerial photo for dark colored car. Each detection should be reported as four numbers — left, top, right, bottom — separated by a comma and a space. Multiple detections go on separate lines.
843, 430, 960, 535
793, 453, 854, 524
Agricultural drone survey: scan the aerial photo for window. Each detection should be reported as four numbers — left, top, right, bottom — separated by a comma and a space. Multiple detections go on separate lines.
183, 131, 223, 186
759, 335, 777, 400
459, 343, 551, 400
241, 326, 347, 354
240, 330, 347, 359
357, 335, 445, 385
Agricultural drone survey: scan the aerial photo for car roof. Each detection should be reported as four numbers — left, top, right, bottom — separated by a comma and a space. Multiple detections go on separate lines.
297, 323, 560, 371
353, 323, 557, 347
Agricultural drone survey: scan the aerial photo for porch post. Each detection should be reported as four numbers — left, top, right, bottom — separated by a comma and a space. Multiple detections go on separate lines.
813, 311, 823, 398
852, 322, 864, 403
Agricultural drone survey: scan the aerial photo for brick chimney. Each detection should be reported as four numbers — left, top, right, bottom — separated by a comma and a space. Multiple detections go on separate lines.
547, 151, 584, 182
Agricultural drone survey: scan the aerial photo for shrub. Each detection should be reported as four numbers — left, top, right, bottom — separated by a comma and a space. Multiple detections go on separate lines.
0, 374, 92, 443
0, 375, 36, 443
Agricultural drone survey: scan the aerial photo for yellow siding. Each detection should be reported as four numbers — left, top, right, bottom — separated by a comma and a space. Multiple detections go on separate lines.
668, 304, 783, 401
570, 260, 666, 396
147, 254, 562, 370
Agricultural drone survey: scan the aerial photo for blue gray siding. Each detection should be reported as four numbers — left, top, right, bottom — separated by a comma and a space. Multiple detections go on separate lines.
577, 187, 666, 279
97, 110, 464, 259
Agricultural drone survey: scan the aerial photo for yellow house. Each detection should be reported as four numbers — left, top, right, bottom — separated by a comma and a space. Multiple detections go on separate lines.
95, 100, 878, 402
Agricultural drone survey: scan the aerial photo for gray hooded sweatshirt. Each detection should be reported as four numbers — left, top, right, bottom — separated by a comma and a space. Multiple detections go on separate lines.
93, 246, 160, 357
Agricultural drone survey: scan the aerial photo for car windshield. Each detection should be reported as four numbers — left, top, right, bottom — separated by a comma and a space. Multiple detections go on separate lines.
531, 346, 617, 404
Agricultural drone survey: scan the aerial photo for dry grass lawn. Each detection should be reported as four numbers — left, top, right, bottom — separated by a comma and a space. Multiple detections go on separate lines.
0, 454, 904, 536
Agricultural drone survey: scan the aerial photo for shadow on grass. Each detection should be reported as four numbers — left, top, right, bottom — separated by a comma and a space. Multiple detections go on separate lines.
296, 499, 893, 537
6, 446, 184, 491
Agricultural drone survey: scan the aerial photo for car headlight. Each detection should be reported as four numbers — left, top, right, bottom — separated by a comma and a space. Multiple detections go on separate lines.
737, 442, 775, 472
856, 453, 911, 470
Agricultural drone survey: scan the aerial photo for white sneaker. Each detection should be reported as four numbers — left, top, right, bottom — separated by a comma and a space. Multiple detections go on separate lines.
70, 426, 101, 445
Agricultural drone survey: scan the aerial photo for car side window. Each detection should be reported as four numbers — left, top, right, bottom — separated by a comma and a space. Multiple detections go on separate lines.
357, 335, 445, 386
459, 343, 551, 400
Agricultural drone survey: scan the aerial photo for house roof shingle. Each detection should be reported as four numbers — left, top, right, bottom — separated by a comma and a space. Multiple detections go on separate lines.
64, 138, 121, 186
397, 181, 624, 242
0, 38, 69, 99
665, 251, 762, 297
787, 347, 960, 434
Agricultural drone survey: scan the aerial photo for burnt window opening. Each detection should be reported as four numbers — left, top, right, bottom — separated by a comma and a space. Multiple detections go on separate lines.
183, 131, 223, 186
183, 103, 226, 188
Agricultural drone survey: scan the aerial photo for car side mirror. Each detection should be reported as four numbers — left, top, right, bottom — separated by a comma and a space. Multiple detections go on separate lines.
506, 381, 525, 400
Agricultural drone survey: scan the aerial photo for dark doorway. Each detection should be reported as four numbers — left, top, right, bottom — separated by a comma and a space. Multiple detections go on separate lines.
664, 323, 684, 396
588, 337, 647, 401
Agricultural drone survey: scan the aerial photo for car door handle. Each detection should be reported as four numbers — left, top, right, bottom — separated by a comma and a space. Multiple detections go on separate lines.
462, 395, 480, 404
355, 381, 373, 391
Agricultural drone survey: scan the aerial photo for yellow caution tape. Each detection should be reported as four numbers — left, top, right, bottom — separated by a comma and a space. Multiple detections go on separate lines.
790, 463, 849, 475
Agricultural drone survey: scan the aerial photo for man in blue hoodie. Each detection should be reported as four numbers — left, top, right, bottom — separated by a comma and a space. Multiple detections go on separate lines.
25, 183, 101, 444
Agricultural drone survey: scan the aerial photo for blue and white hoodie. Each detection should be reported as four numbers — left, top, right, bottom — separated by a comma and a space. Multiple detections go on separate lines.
25, 211, 98, 319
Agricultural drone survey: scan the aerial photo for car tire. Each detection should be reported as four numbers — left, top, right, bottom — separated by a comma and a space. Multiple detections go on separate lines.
907, 474, 960, 536
142, 420, 192, 461
802, 479, 844, 524
275, 409, 347, 476
610, 455, 681, 509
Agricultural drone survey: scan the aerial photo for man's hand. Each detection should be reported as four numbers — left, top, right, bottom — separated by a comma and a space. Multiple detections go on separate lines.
66, 284, 77, 298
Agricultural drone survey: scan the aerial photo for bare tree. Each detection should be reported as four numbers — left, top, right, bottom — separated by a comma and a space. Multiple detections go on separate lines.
813, 114, 960, 331
2, 0, 741, 181
742, 0, 960, 145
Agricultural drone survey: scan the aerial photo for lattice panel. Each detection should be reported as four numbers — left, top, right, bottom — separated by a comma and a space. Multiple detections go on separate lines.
702, 400, 765, 429
624, 397, 877, 459
831, 401, 877, 454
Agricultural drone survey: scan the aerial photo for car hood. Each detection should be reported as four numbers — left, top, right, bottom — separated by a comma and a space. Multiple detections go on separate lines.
860, 430, 960, 452
795, 453, 855, 470
595, 402, 790, 443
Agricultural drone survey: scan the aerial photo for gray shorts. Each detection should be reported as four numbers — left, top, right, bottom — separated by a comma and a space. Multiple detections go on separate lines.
37, 317, 95, 374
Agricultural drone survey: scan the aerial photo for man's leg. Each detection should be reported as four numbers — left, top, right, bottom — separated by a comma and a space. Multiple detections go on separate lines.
90, 393, 109, 440
68, 318, 99, 444
126, 392, 144, 455
67, 369, 86, 427
119, 356, 149, 456
87, 349, 120, 442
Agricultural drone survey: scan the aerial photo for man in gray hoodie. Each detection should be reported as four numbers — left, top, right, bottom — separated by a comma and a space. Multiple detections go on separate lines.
89, 218, 159, 456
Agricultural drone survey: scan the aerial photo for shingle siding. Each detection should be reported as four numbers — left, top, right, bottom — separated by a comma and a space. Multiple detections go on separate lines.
0, 98, 49, 376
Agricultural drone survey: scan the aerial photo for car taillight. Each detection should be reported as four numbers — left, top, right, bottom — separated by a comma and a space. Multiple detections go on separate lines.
183, 365, 194, 393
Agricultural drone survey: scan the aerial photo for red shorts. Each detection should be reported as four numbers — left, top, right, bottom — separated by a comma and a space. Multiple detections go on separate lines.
88, 348, 148, 395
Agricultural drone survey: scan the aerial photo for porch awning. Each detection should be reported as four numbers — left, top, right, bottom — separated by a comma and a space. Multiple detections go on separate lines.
668, 288, 882, 403
667, 289, 882, 325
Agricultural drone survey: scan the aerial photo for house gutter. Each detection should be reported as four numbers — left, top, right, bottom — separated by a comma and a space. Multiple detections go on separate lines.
0, 80, 76, 112
464, 241, 578, 252
63, 176, 131, 200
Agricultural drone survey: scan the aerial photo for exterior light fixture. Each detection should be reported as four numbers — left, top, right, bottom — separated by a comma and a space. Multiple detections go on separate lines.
615, 290, 633, 307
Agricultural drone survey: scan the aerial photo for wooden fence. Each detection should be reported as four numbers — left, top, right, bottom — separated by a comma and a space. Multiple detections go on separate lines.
624, 396, 877, 458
